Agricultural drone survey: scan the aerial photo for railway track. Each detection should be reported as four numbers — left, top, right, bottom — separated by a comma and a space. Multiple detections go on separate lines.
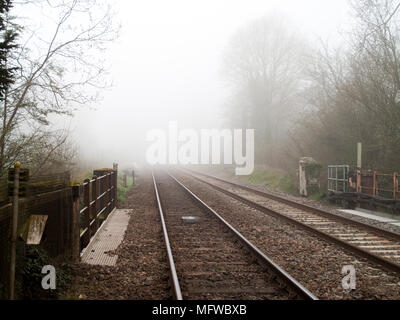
152, 170, 317, 300
180, 169, 400, 275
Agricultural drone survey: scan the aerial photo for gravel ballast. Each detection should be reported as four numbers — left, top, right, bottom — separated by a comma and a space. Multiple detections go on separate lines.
176, 171, 400, 300
64, 172, 170, 300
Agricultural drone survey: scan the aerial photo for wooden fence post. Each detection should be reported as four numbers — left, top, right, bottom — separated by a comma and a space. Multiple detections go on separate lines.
83, 179, 91, 247
123, 174, 127, 188
104, 174, 109, 219
92, 176, 99, 233
394, 173, 399, 201
71, 184, 81, 262
113, 164, 118, 209
108, 173, 112, 214
115, 171, 118, 208
9, 162, 20, 300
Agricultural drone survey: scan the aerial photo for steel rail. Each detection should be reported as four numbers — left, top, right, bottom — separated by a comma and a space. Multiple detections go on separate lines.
166, 171, 318, 300
184, 169, 400, 242
152, 170, 183, 300
181, 169, 400, 274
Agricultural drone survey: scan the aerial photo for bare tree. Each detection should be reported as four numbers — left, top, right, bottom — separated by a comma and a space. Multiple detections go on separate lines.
289, 0, 400, 171
0, 0, 119, 174
222, 14, 309, 166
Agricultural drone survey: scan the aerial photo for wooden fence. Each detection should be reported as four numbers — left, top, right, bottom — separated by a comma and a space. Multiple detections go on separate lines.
0, 171, 73, 299
0, 165, 119, 299
75, 168, 118, 256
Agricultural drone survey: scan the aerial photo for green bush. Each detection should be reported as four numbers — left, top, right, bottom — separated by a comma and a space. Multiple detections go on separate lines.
18, 247, 70, 300
117, 174, 134, 204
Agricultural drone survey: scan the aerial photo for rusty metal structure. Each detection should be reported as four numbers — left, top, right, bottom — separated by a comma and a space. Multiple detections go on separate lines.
327, 166, 400, 213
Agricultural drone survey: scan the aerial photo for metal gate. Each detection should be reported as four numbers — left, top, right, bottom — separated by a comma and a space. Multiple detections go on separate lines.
328, 165, 349, 193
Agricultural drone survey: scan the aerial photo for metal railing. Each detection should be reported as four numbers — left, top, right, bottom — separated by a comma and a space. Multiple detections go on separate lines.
328, 165, 350, 193
356, 170, 399, 200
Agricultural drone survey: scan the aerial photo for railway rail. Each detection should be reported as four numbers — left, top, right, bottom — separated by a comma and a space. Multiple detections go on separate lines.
180, 169, 400, 275
152, 170, 317, 300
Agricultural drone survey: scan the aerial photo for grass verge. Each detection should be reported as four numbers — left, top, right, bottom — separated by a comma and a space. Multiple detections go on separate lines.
243, 168, 298, 196
243, 167, 327, 201
117, 174, 134, 204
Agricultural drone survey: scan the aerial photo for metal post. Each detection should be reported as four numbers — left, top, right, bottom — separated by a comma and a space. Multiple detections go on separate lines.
336, 167, 338, 193
373, 171, 377, 196
357, 143, 362, 208
328, 167, 330, 191
9, 162, 20, 300
357, 143, 362, 170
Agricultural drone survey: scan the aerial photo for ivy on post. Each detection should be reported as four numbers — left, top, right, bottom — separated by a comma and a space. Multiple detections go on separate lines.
299, 157, 321, 197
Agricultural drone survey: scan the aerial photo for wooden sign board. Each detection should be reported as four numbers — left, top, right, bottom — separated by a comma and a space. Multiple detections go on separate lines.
19, 215, 48, 245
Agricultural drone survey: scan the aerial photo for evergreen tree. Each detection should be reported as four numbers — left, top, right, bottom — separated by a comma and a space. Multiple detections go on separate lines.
0, 0, 18, 100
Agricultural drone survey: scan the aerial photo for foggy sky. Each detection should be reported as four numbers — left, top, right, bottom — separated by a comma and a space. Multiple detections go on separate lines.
55, 0, 349, 167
